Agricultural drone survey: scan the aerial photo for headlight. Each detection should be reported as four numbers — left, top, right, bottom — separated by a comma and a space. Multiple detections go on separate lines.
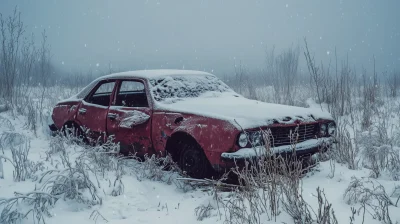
320, 123, 327, 136
238, 133, 248, 147
328, 122, 336, 136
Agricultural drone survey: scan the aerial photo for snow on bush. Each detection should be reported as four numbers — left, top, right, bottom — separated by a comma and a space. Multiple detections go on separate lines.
0, 131, 27, 153
0, 191, 57, 224
0, 141, 38, 182
344, 177, 398, 224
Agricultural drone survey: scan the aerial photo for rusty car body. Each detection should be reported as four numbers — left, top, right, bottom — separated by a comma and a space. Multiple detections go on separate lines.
50, 70, 335, 178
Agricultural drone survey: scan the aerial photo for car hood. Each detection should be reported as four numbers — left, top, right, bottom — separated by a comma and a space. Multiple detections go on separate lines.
155, 92, 333, 129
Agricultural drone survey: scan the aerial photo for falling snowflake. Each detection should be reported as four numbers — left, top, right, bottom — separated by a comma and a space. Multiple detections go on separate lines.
327, 51, 330, 55
286, 4, 289, 7
61, 61, 64, 65
84, 44, 87, 47
96, 63, 100, 67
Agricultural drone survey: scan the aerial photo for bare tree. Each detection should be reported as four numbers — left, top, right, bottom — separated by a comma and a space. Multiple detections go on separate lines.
265, 45, 300, 105
37, 30, 52, 124
386, 70, 399, 98
0, 7, 25, 106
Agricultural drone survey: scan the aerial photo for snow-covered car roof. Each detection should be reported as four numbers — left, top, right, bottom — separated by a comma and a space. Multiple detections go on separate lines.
99, 69, 214, 80
58, 69, 215, 103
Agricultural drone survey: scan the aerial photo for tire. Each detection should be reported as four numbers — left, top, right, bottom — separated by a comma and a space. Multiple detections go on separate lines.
178, 141, 211, 179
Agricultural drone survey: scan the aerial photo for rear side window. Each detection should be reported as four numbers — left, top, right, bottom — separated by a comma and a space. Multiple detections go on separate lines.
115, 81, 148, 107
86, 81, 116, 106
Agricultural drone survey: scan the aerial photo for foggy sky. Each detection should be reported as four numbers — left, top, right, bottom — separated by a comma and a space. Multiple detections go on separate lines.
1, 0, 399, 75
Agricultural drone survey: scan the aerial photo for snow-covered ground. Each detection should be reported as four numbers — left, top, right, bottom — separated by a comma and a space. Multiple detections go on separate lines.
1, 86, 400, 224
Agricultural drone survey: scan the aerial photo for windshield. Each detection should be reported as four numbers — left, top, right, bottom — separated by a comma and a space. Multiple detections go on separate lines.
149, 75, 233, 102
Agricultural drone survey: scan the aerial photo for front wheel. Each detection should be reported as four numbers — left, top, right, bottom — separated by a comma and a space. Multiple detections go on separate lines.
178, 142, 211, 179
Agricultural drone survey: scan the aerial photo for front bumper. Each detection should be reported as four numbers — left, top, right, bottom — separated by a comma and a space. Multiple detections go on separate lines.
221, 137, 333, 161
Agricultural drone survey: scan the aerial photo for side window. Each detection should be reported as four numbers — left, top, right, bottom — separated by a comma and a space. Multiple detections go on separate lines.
86, 81, 116, 106
115, 81, 148, 107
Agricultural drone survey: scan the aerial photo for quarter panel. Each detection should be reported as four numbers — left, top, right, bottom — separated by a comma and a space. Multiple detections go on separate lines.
52, 100, 81, 129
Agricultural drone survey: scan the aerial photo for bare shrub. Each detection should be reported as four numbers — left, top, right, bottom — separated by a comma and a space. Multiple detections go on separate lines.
358, 102, 400, 180
89, 210, 109, 223
195, 203, 214, 221
304, 41, 355, 119
390, 185, 400, 206
78, 137, 121, 178
283, 187, 339, 224
110, 161, 124, 197
134, 154, 181, 183
314, 188, 339, 224
209, 154, 339, 224
361, 144, 400, 180
37, 30, 52, 125
0, 158, 3, 179
25, 98, 37, 135
0, 191, 57, 224
0, 104, 7, 113
38, 152, 103, 206
334, 119, 359, 170
0, 115, 14, 131
386, 71, 400, 98
264, 45, 300, 106
0, 140, 35, 181
0, 131, 26, 153
360, 60, 380, 130
344, 177, 395, 224
0, 8, 24, 105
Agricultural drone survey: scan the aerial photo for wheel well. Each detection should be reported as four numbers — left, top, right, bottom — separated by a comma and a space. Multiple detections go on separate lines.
62, 121, 84, 136
62, 121, 78, 130
165, 132, 201, 161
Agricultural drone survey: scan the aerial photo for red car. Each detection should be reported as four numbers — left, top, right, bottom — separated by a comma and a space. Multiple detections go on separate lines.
50, 70, 335, 178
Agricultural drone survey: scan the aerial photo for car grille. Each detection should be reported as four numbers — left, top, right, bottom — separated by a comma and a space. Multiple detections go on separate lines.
266, 123, 318, 147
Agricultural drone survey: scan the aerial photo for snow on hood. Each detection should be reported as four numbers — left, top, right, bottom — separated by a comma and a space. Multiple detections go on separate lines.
156, 92, 333, 130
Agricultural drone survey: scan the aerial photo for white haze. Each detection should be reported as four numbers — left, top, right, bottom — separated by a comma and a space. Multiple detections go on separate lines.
0, 0, 399, 75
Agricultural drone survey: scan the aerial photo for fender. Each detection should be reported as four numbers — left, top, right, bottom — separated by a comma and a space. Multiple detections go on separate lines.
152, 111, 239, 163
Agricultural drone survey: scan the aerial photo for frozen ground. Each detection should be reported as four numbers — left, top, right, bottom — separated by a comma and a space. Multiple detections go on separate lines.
1, 86, 400, 224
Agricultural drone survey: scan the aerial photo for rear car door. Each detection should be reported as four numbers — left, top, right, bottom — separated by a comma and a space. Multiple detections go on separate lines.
107, 80, 153, 156
76, 80, 116, 143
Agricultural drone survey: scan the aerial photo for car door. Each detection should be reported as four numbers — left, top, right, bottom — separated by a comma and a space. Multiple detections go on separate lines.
76, 80, 116, 143
107, 79, 153, 156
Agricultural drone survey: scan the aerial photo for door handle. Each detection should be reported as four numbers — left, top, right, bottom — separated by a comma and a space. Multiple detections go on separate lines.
78, 108, 87, 114
107, 113, 117, 120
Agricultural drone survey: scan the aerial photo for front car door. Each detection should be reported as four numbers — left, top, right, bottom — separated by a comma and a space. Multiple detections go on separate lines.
107, 79, 153, 156
76, 80, 116, 143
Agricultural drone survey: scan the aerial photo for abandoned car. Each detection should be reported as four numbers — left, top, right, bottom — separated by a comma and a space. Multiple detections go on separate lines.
50, 70, 335, 178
